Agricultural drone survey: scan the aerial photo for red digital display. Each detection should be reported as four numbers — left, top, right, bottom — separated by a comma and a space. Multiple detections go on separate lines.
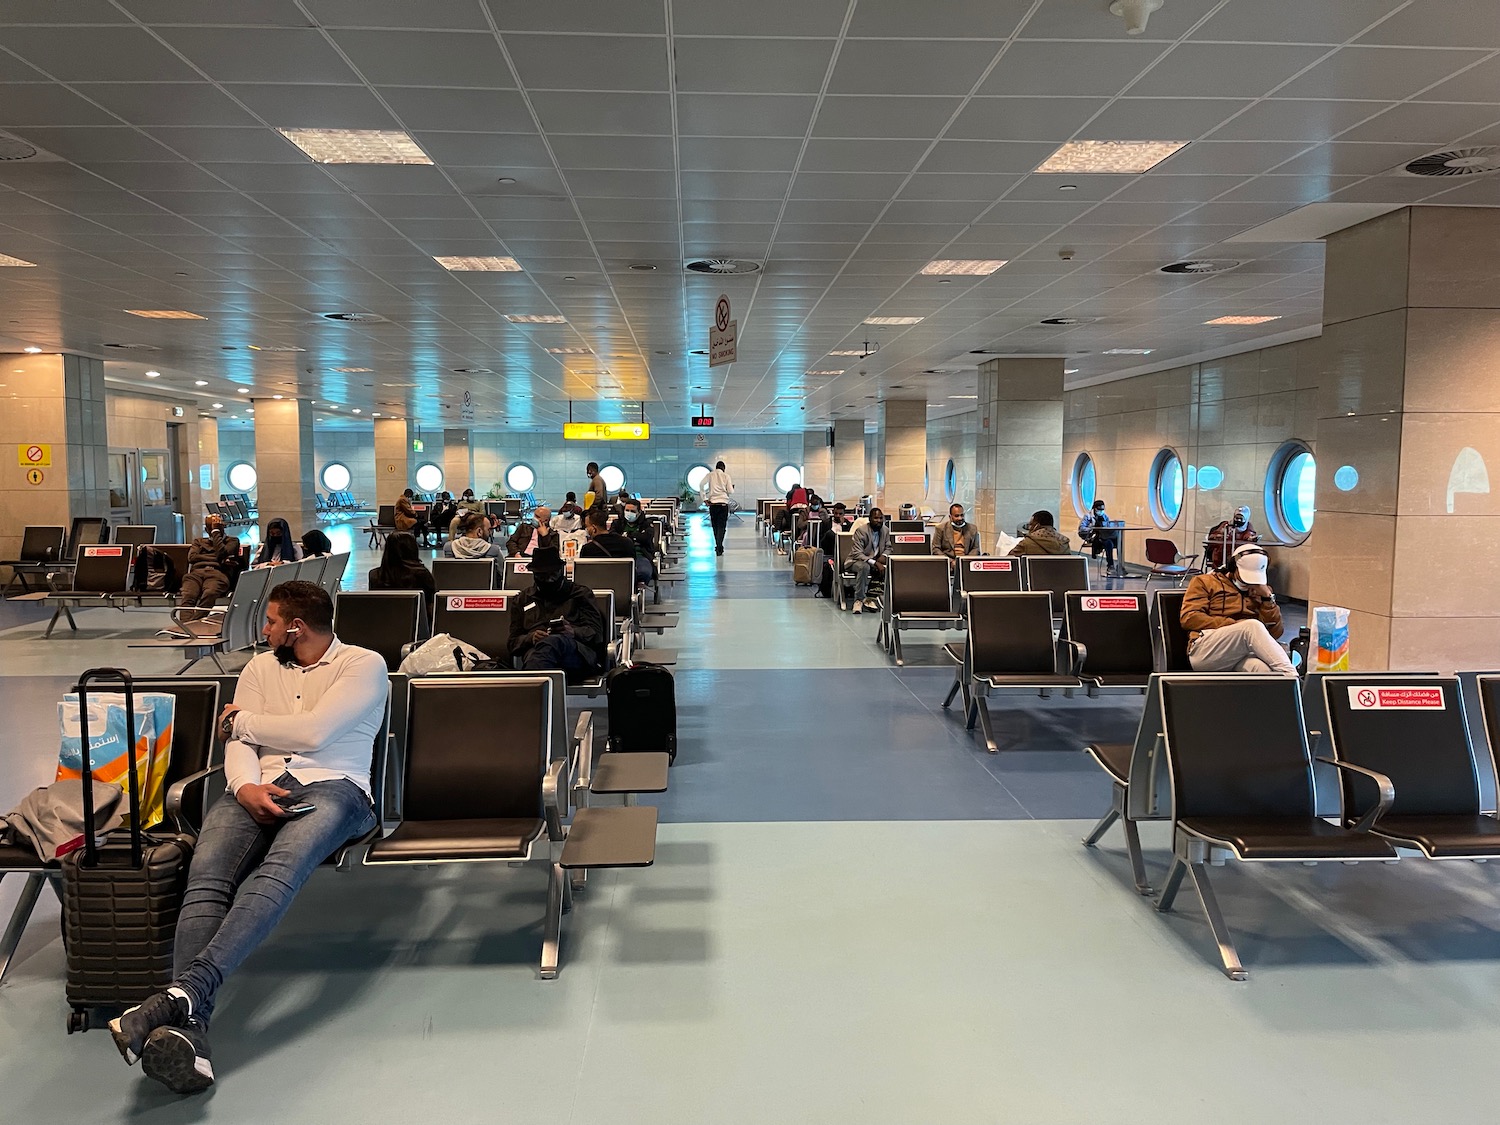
691, 416, 715, 427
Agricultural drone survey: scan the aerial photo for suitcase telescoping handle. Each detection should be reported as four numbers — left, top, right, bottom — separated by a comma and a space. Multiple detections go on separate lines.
73, 667, 141, 870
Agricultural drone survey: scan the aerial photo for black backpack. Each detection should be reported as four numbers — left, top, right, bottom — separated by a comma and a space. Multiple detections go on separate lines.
130, 547, 178, 594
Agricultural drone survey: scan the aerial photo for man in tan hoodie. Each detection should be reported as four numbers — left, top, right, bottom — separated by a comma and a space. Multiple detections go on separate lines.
1180, 542, 1295, 674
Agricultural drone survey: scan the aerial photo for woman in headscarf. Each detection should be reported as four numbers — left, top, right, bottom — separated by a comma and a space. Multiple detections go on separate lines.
252, 517, 302, 567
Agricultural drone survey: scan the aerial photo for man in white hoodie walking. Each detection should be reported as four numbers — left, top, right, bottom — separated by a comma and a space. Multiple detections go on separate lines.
704, 460, 734, 557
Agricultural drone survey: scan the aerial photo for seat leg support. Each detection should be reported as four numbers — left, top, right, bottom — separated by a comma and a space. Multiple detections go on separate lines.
540, 862, 564, 980
974, 695, 998, 753
1187, 862, 1246, 980
1121, 814, 1152, 896
0, 873, 46, 985
1082, 807, 1119, 848
1157, 857, 1186, 913
942, 672, 962, 709
892, 624, 904, 666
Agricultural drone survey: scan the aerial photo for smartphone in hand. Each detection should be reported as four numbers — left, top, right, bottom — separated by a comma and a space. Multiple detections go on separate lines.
275, 797, 316, 817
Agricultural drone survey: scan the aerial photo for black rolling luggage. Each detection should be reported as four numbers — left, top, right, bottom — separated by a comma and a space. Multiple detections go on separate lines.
605, 662, 677, 762
59, 668, 193, 1033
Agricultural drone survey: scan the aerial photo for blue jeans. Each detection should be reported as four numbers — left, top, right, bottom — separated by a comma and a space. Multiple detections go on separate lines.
173, 771, 375, 1024
522, 633, 598, 680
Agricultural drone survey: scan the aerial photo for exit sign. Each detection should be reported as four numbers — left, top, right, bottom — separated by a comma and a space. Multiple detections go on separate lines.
412, 438, 424, 452
691, 415, 715, 428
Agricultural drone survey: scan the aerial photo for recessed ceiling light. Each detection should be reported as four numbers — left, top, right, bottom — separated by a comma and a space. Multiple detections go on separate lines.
829, 349, 866, 357
921, 259, 1007, 276
277, 127, 431, 165
125, 309, 204, 319
0, 253, 37, 267
237, 387, 249, 393
496, 176, 517, 184
1039, 317, 1096, 326
194, 379, 208, 386
211, 402, 224, 408
1058, 184, 1078, 192
1103, 348, 1154, 355
246, 344, 305, 352
330, 367, 372, 373
547, 346, 592, 354
563, 275, 577, 281
371, 411, 380, 416
689, 349, 709, 356
434, 255, 522, 272
864, 316, 924, 325
806, 370, 844, 376
950, 395, 979, 399
145, 370, 161, 378
352, 408, 362, 414
1204, 315, 1282, 326
272, 394, 284, 399
1036, 140, 1189, 174
22, 346, 42, 354
504, 314, 567, 324
246, 407, 254, 413
1065, 368, 1080, 375
628, 263, 657, 271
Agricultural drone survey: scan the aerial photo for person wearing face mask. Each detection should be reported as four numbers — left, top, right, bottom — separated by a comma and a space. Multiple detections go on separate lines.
506, 505, 558, 558
848, 507, 891, 614
508, 545, 607, 680
443, 512, 502, 561
932, 503, 980, 567
611, 498, 659, 581
109, 581, 386, 1095
176, 514, 242, 621
552, 493, 584, 533
1180, 543, 1295, 674
252, 517, 301, 568
1203, 505, 1260, 572
1078, 499, 1119, 576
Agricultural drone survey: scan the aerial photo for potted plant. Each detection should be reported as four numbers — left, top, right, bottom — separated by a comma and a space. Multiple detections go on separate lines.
678, 477, 701, 511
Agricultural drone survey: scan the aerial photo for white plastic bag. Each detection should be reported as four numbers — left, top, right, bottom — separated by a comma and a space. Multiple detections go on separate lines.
994, 531, 1020, 556
398, 633, 491, 676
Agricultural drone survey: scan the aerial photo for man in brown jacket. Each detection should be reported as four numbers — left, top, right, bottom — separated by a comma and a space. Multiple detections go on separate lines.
1008, 511, 1072, 556
1180, 542, 1295, 674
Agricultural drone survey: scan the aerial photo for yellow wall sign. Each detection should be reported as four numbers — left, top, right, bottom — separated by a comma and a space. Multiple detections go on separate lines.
25, 468, 44, 486
18, 443, 51, 467
562, 423, 651, 441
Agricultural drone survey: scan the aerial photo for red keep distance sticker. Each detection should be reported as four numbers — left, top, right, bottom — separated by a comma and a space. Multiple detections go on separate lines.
1348, 686, 1445, 710
893, 533, 925, 543
447, 596, 507, 611
88, 546, 125, 556
971, 559, 1013, 571
1082, 596, 1139, 611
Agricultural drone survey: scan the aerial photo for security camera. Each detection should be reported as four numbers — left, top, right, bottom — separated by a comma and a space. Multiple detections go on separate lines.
1058, 247, 1076, 261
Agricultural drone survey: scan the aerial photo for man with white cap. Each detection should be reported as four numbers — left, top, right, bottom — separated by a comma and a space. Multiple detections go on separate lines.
1179, 542, 1295, 674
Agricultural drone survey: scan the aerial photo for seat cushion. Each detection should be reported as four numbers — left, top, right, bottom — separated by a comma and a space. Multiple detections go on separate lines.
1089, 673, 1152, 688
983, 674, 1083, 688
0, 842, 45, 871
1180, 816, 1398, 861
365, 817, 544, 863
944, 642, 967, 665
894, 612, 961, 622
1084, 742, 1131, 786
1375, 814, 1500, 858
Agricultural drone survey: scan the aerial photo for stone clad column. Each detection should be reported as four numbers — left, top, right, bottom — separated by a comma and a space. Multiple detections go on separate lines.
802, 428, 831, 497
1309, 205, 1500, 669
974, 358, 1064, 545
831, 418, 864, 505
373, 417, 408, 506
876, 398, 926, 514
443, 428, 472, 495
252, 397, 316, 534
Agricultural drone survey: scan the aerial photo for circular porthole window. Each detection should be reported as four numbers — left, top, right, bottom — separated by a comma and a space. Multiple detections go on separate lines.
1265, 441, 1316, 544
506, 463, 536, 493
1149, 448, 1184, 529
320, 462, 351, 493
1070, 453, 1096, 517
414, 462, 444, 493
686, 464, 711, 493
944, 459, 957, 503
226, 461, 257, 493
600, 464, 625, 493
774, 463, 801, 492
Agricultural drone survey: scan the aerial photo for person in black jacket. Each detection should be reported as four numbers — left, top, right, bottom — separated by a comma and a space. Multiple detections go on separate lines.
508, 545, 606, 680
581, 506, 651, 587
610, 497, 658, 583
816, 503, 850, 599
366, 532, 435, 618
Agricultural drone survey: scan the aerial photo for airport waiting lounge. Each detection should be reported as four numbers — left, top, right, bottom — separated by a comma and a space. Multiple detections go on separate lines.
3, 0, 1500, 1119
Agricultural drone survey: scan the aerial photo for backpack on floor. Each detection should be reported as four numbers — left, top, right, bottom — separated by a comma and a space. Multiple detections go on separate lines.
605, 662, 676, 762
793, 547, 821, 586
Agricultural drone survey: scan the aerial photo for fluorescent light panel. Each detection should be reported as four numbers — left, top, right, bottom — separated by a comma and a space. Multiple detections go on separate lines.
278, 128, 431, 165
864, 316, 924, 325
1036, 140, 1188, 174
330, 367, 372, 373
0, 253, 37, 267
828, 349, 866, 357
1204, 315, 1282, 326
547, 346, 592, 354
505, 314, 567, 324
125, 309, 205, 319
435, 255, 522, 272
921, 259, 1007, 276
805, 370, 844, 376
1103, 348, 1154, 355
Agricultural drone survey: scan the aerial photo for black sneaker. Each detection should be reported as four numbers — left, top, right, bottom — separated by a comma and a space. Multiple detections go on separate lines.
142, 1019, 214, 1095
109, 990, 190, 1065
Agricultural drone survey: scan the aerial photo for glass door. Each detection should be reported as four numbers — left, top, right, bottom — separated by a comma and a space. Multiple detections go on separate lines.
139, 448, 178, 542
108, 449, 138, 525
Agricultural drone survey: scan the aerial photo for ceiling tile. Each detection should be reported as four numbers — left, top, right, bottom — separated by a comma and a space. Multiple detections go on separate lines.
828, 40, 1000, 97
552, 134, 677, 170
1336, 101, 1500, 144
847, 0, 1033, 38
1129, 44, 1331, 99
1018, 0, 1218, 42
148, 126, 309, 164
486, 0, 667, 35
202, 162, 346, 193
896, 173, 1020, 201
679, 136, 802, 171
679, 170, 792, 199
226, 84, 400, 131
810, 95, 963, 140
12, 127, 177, 163
567, 169, 678, 198
0, 27, 202, 82
980, 40, 1166, 97
1156, 141, 1313, 175
918, 140, 1061, 174
1356, 0, 1500, 48
505, 33, 668, 92
676, 94, 816, 137
529, 92, 672, 135
416, 131, 551, 167
1275, 46, 1490, 101
799, 138, 932, 174
1208, 99, 1385, 143
0, 84, 128, 128
1413, 56, 1500, 103
329, 30, 515, 88
1271, 140, 1438, 176
156, 28, 359, 84
118, 0, 307, 25
948, 97, 1109, 142
304, 0, 493, 30
1078, 99, 1251, 142
788, 171, 906, 200
674, 38, 835, 95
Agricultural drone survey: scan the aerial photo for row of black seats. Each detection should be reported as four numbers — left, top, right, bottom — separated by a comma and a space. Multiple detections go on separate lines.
1083, 672, 1500, 980
1, 670, 667, 996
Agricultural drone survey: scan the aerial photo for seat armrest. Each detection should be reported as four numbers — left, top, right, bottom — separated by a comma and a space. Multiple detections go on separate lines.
1059, 639, 1086, 676
165, 764, 224, 834
1315, 756, 1395, 833
544, 757, 569, 841
571, 709, 594, 782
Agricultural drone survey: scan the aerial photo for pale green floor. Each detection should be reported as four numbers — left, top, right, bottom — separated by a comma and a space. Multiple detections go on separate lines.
3, 516, 1500, 1122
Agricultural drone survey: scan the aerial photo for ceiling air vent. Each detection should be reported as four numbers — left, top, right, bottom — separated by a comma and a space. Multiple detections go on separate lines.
1038, 316, 1097, 326
1402, 146, 1500, 177
1160, 259, 1241, 275
322, 311, 388, 323
0, 134, 38, 161
685, 258, 761, 275
103, 343, 160, 351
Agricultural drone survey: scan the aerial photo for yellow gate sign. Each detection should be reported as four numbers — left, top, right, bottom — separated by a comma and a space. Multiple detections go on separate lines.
18, 443, 50, 467
562, 423, 650, 441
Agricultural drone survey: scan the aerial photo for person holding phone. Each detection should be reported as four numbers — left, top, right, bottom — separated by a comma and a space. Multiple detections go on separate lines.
107, 580, 388, 1095
507, 544, 607, 681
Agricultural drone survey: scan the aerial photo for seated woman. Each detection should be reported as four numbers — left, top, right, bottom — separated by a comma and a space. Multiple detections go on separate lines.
367, 531, 435, 617
252, 518, 301, 567
443, 512, 503, 560
299, 528, 333, 558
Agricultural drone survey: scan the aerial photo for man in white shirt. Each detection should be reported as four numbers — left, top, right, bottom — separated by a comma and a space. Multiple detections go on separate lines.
704, 460, 734, 556
109, 580, 388, 1095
